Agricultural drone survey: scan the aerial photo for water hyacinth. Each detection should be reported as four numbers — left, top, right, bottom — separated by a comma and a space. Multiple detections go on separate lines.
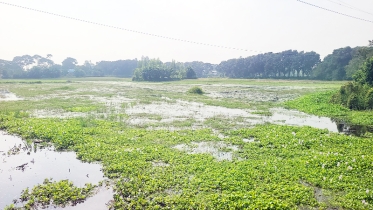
1, 80, 373, 209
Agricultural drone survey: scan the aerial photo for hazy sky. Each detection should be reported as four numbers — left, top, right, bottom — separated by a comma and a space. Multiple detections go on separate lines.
1, 0, 373, 65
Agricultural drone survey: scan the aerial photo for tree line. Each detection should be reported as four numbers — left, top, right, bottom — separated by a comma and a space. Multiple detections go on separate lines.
0, 55, 138, 79
216, 50, 320, 78
1, 42, 372, 81
132, 57, 196, 81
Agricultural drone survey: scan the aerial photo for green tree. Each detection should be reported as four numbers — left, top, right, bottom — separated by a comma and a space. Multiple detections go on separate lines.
353, 57, 373, 85
62, 57, 78, 70
313, 47, 352, 80
185, 67, 197, 79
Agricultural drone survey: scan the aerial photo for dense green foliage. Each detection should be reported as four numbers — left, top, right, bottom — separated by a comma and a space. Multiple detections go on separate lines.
313, 47, 353, 80
345, 47, 373, 80
330, 57, 373, 110
353, 56, 373, 86
313, 46, 373, 81
331, 82, 371, 110
1, 111, 372, 209
132, 57, 197, 81
216, 50, 320, 78
14, 179, 95, 209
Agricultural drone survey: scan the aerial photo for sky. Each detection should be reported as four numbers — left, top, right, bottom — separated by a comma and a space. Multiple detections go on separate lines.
0, 0, 373, 65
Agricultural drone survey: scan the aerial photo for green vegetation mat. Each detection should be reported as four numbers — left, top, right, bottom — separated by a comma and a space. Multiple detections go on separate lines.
1, 113, 372, 209
285, 91, 373, 126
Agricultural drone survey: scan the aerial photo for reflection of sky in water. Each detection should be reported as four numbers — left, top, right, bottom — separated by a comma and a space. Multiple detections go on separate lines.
0, 131, 105, 209
267, 108, 339, 132
126, 100, 341, 132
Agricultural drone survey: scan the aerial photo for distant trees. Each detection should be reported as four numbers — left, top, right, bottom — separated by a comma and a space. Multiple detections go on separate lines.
185, 67, 197, 79
313, 47, 352, 80
62, 57, 78, 70
216, 50, 320, 78
132, 57, 196, 81
95, 59, 137, 77
1, 42, 372, 80
183, 61, 214, 78
345, 47, 373, 80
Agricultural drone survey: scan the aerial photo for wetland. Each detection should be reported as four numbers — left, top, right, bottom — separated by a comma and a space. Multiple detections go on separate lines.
0, 78, 372, 209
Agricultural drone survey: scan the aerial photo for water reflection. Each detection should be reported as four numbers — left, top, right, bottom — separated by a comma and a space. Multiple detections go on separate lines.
335, 121, 373, 136
0, 131, 107, 209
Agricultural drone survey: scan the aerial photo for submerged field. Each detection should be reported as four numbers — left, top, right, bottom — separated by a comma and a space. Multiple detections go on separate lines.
0, 78, 372, 209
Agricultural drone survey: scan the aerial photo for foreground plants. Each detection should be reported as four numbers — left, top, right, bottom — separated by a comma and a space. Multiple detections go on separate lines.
6, 179, 95, 209
285, 91, 373, 126
1, 111, 372, 209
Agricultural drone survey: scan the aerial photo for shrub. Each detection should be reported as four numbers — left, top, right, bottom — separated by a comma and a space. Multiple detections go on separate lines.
347, 93, 358, 110
347, 93, 365, 110
366, 88, 373, 109
187, 86, 204, 94
331, 82, 371, 110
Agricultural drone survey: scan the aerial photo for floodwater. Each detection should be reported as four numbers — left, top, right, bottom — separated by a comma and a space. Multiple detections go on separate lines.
336, 122, 373, 136
0, 89, 22, 101
6, 85, 367, 136
125, 100, 346, 133
0, 131, 112, 209
266, 108, 339, 132
174, 141, 239, 161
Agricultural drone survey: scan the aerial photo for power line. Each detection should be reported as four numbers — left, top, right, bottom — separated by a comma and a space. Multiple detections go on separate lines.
296, 0, 373, 23
0, 1, 263, 53
325, 0, 373, 16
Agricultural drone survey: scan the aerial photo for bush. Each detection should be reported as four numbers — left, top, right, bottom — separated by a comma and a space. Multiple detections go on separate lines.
331, 82, 371, 110
347, 93, 364, 110
187, 86, 204, 94
366, 88, 373, 109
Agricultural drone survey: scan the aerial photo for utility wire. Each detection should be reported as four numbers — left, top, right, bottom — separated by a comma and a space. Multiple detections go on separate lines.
0, 1, 263, 53
296, 0, 373, 23
325, 0, 373, 16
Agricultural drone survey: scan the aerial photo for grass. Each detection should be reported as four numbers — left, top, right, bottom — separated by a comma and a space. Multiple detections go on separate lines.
285, 91, 373, 126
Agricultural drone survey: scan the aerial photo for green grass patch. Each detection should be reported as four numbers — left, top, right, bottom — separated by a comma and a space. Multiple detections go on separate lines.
285, 91, 373, 125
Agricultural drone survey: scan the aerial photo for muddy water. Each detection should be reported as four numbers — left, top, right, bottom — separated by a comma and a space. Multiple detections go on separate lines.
0, 131, 111, 209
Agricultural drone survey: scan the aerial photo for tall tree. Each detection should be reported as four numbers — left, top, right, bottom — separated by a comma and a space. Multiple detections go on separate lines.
62, 57, 78, 70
